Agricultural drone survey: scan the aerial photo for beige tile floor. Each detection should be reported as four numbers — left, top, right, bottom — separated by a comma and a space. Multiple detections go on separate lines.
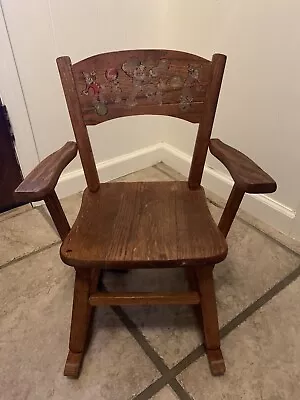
1, 163, 300, 400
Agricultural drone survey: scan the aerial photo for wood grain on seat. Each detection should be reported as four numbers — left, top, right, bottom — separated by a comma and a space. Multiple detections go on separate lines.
60, 181, 227, 268
15, 49, 278, 378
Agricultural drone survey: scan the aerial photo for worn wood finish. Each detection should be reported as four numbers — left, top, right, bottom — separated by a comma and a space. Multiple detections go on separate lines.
218, 184, 245, 238
68, 268, 93, 353
89, 291, 200, 306
185, 267, 204, 333
196, 266, 225, 376
175, 185, 228, 262
64, 267, 100, 378
64, 351, 84, 379
64, 268, 94, 378
57, 57, 100, 192
15, 49, 278, 379
14, 142, 77, 202
188, 54, 227, 188
197, 267, 220, 349
44, 191, 70, 241
60, 181, 228, 268
209, 139, 277, 193
72, 50, 211, 124
129, 181, 177, 262
205, 348, 226, 377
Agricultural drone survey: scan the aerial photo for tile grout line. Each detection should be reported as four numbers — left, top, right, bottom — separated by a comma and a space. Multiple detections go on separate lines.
1, 186, 299, 273
153, 164, 184, 182
0, 241, 60, 271
170, 261, 300, 378
1, 178, 300, 398
2, 239, 295, 399
207, 197, 300, 258
168, 379, 195, 400
3, 199, 298, 273
2, 239, 297, 398
219, 261, 300, 338
0, 204, 33, 223
117, 262, 300, 399
151, 164, 300, 259
110, 303, 193, 400
111, 303, 169, 374
0, 204, 34, 223
36, 205, 59, 235
239, 217, 300, 257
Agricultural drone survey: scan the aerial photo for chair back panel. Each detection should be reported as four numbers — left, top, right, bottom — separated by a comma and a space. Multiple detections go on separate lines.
72, 50, 211, 124
57, 50, 226, 191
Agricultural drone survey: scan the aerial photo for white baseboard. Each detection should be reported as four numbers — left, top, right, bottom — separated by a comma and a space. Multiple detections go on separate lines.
56, 143, 164, 199
160, 142, 295, 236
56, 141, 295, 237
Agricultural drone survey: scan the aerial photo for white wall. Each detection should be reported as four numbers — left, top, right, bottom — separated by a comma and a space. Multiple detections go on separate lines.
161, 0, 300, 236
1, 0, 170, 179
2, 0, 300, 238
0, 5, 39, 177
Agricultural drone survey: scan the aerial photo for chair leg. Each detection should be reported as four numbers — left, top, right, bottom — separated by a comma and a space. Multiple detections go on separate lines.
196, 266, 225, 376
64, 267, 97, 378
185, 267, 198, 291
185, 267, 204, 332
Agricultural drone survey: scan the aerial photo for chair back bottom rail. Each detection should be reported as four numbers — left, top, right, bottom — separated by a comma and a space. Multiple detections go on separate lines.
89, 291, 200, 306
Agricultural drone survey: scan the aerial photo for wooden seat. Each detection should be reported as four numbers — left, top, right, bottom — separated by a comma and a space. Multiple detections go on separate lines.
15, 49, 277, 380
61, 181, 228, 267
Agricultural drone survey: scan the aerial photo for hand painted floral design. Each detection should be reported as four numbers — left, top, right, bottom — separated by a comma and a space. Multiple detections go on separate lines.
81, 58, 204, 115
149, 59, 169, 78
179, 87, 193, 111
168, 75, 184, 90
82, 72, 101, 96
184, 65, 205, 92
82, 71, 107, 116
105, 68, 122, 103
121, 57, 170, 107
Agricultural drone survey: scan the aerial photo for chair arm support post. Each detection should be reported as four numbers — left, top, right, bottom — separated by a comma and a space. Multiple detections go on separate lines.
218, 184, 245, 238
44, 190, 70, 241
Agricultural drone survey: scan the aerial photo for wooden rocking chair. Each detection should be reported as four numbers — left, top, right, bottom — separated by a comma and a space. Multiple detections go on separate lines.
15, 50, 276, 378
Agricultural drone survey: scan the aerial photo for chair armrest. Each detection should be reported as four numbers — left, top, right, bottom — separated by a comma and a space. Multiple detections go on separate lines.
15, 141, 77, 202
209, 139, 277, 194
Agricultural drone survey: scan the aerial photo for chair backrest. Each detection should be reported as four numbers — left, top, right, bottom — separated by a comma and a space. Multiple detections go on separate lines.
57, 50, 226, 192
